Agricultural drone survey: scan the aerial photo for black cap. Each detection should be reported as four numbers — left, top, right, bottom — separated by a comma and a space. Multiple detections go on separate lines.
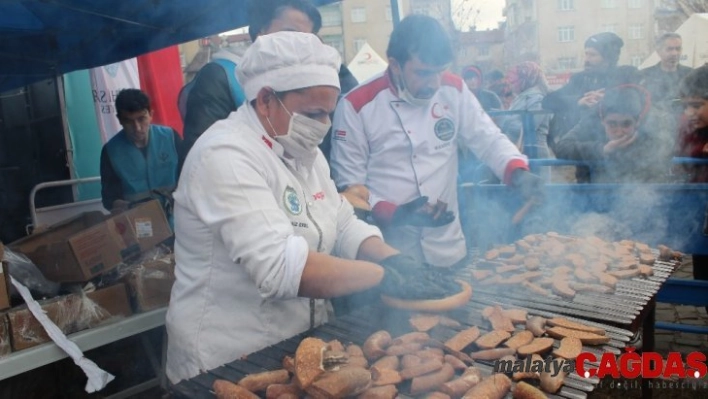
585, 32, 624, 66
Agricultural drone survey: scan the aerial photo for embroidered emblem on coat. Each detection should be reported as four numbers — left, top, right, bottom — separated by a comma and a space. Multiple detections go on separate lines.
283, 186, 303, 215
434, 118, 455, 141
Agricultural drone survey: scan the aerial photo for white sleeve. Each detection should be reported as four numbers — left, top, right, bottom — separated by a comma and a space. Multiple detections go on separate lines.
330, 99, 370, 190
186, 143, 306, 301
333, 195, 383, 259
456, 88, 528, 182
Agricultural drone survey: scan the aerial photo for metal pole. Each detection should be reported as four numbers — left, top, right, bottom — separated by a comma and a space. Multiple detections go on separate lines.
56, 74, 78, 199
390, 0, 401, 28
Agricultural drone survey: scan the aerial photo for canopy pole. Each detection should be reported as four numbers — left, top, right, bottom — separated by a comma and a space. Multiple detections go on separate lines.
390, 0, 401, 28
56, 74, 78, 200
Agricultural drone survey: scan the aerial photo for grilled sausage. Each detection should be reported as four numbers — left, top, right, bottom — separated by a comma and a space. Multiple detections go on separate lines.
238, 369, 290, 392
385, 343, 423, 356
516, 337, 555, 356
410, 314, 441, 332
307, 367, 372, 399
444, 354, 467, 370
265, 384, 303, 399
392, 332, 430, 346
410, 363, 456, 395
526, 316, 547, 337
444, 326, 480, 352
356, 385, 397, 399
512, 381, 547, 399
552, 337, 583, 360
503, 309, 528, 324
512, 354, 543, 381
439, 367, 483, 398
475, 330, 511, 349
371, 355, 399, 371
213, 379, 260, 399
362, 331, 392, 361
461, 373, 511, 399
504, 330, 535, 350
400, 359, 444, 379
469, 347, 516, 360
540, 369, 566, 393
484, 306, 515, 332
370, 367, 402, 386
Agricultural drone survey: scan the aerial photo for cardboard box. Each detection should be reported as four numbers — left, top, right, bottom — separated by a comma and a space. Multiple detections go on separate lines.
10, 200, 172, 282
7, 283, 133, 351
0, 314, 10, 357
126, 256, 175, 312
0, 243, 10, 311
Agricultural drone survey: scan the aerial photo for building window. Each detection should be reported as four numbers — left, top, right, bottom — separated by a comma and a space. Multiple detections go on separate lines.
629, 24, 643, 39
631, 56, 643, 67
628, 0, 642, 8
351, 7, 366, 23
353, 38, 367, 52
601, 24, 617, 33
558, 0, 574, 11
322, 35, 344, 55
557, 26, 575, 42
600, 0, 617, 8
557, 57, 576, 70
477, 45, 490, 57
321, 7, 342, 27
385, 6, 393, 21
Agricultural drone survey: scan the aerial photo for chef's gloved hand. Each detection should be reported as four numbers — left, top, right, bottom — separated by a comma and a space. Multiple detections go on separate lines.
378, 254, 455, 300
511, 169, 545, 204
386, 197, 455, 227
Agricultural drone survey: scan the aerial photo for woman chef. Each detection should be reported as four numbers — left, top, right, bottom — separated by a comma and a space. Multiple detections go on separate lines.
165, 32, 447, 384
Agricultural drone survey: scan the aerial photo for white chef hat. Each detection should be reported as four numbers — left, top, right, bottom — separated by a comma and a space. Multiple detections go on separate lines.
237, 31, 341, 100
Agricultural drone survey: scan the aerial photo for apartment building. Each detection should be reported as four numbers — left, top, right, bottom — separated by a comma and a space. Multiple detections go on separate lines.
320, 0, 452, 64
457, 29, 506, 74
504, 0, 657, 75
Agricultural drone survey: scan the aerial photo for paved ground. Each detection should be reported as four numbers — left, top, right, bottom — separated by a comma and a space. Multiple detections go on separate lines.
654, 258, 708, 355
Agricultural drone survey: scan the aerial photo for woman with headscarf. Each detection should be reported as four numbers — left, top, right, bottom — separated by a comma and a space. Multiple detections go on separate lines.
165, 32, 451, 384
501, 61, 551, 162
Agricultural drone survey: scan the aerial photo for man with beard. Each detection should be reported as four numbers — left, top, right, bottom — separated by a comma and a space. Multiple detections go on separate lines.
640, 33, 693, 152
543, 32, 640, 152
330, 15, 543, 269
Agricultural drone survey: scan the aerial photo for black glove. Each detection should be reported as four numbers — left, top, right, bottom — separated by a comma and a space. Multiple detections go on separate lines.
390, 197, 455, 227
378, 254, 457, 300
511, 169, 545, 204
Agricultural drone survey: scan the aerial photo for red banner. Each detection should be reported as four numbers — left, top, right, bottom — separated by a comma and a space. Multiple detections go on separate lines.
137, 46, 184, 136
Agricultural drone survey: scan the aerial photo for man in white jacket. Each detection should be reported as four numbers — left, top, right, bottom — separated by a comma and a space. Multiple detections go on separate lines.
330, 15, 543, 268
166, 32, 454, 384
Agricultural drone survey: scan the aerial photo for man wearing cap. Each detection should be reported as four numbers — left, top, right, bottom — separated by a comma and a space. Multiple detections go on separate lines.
330, 15, 542, 269
166, 32, 452, 384
543, 32, 640, 150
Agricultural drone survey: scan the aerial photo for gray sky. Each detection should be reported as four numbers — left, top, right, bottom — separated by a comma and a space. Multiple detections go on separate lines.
453, 0, 506, 31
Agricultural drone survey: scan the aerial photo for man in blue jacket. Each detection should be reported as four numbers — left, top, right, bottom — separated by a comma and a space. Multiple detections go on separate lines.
100, 89, 181, 214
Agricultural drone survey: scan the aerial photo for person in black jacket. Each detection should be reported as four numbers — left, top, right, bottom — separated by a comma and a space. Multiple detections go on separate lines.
180, 0, 357, 169
543, 32, 640, 151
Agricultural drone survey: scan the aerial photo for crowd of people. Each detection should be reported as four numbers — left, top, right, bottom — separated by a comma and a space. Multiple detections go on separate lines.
95, 0, 708, 386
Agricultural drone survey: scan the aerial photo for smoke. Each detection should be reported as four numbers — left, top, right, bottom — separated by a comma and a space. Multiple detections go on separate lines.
463, 182, 706, 253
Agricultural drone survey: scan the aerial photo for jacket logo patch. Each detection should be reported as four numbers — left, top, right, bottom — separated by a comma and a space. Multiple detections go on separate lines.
434, 118, 455, 142
313, 191, 325, 201
334, 130, 347, 141
283, 186, 303, 215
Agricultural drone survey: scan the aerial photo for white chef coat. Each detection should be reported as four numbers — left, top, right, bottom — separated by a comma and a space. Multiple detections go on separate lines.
166, 105, 382, 383
330, 70, 527, 267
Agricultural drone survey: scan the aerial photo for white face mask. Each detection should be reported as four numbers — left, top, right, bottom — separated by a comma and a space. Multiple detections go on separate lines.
267, 96, 331, 160
394, 67, 433, 107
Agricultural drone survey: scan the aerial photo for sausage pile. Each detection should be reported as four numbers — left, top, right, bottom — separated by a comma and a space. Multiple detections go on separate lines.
211, 304, 611, 399
474, 232, 681, 299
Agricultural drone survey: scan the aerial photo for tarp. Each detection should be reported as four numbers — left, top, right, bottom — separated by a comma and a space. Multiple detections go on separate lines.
640, 13, 708, 69
347, 42, 388, 83
0, 0, 339, 92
